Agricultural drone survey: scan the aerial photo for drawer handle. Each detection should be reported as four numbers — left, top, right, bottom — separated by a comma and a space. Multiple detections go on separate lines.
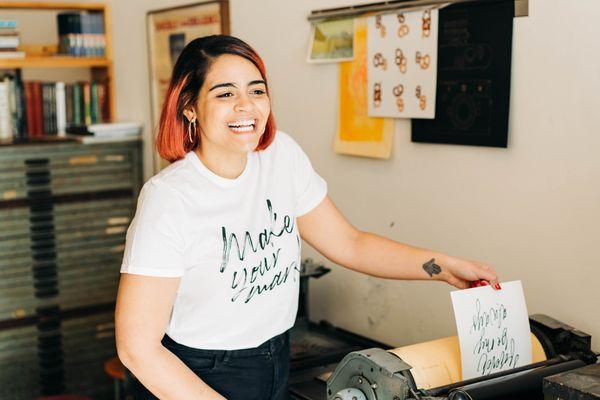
69, 155, 98, 165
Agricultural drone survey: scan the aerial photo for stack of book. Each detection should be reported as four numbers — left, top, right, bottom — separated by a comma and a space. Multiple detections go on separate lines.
0, 20, 24, 59
57, 11, 106, 57
67, 121, 142, 143
0, 74, 109, 141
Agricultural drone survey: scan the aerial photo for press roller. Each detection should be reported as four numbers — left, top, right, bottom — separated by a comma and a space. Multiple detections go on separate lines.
324, 315, 598, 400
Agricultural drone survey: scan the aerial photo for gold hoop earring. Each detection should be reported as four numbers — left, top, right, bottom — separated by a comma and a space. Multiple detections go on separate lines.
188, 119, 197, 143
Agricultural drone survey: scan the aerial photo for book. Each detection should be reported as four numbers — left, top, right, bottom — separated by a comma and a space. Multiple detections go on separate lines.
49, 84, 57, 135
0, 21, 17, 29
72, 83, 82, 125
42, 83, 50, 135
0, 51, 25, 59
0, 36, 20, 49
82, 81, 91, 125
32, 81, 43, 137
0, 77, 10, 140
14, 72, 27, 139
8, 78, 17, 137
57, 11, 105, 57
2, 75, 108, 139
55, 82, 66, 136
88, 122, 141, 136
97, 82, 108, 122
66, 122, 141, 144
24, 81, 35, 138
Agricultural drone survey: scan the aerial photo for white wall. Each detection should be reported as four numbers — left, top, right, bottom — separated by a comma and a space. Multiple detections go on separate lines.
107, 0, 599, 350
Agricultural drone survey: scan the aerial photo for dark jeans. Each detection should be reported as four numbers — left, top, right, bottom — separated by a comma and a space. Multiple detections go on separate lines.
127, 330, 290, 400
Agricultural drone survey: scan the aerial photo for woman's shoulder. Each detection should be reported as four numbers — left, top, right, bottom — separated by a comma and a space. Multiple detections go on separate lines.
273, 130, 297, 146
267, 130, 304, 155
140, 156, 195, 202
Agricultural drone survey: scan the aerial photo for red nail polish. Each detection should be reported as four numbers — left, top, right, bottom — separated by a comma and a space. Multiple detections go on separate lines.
494, 283, 502, 290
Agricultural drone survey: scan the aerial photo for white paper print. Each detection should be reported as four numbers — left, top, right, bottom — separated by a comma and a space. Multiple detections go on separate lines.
367, 9, 438, 118
450, 281, 532, 380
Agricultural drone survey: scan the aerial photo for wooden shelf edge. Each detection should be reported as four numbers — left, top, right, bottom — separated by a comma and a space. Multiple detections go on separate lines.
0, 56, 111, 69
0, 1, 106, 10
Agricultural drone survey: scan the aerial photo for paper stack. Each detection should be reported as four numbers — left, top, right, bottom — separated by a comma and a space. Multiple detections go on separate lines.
69, 121, 141, 143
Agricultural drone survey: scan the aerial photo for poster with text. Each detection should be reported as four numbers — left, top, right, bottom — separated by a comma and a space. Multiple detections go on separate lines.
367, 9, 438, 118
451, 280, 532, 379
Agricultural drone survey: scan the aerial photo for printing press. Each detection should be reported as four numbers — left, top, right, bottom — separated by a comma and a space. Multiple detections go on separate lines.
291, 260, 599, 400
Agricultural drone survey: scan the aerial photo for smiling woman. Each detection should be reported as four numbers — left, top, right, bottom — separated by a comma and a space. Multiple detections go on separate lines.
115, 34, 499, 400
182, 54, 272, 177
155, 36, 277, 165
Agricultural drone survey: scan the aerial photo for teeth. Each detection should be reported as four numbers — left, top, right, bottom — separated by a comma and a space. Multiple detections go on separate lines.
230, 125, 254, 133
228, 119, 255, 128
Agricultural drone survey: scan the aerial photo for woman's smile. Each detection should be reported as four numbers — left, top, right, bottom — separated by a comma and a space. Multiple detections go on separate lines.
228, 118, 257, 133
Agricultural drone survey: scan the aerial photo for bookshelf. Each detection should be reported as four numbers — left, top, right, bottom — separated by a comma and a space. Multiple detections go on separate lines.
0, 3, 137, 398
0, 1, 116, 134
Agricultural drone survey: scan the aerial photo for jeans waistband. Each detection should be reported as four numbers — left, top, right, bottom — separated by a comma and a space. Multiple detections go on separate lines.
162, 330, 289, 359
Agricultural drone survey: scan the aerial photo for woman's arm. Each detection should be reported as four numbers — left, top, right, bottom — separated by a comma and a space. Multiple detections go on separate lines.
115, 274, 226, 400
297, 196, 499, 289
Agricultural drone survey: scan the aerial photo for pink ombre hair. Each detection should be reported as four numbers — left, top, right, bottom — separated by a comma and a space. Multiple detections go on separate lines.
156, 35, 277, 163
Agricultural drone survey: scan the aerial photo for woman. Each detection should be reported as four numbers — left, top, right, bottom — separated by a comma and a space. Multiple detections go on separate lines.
115, 35, 499, 400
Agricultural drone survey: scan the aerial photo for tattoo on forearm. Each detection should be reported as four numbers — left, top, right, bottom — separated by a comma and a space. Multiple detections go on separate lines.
423, 258, 442, 277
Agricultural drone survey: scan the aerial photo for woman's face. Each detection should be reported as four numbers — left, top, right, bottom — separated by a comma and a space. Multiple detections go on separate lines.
192, 54, 271, 158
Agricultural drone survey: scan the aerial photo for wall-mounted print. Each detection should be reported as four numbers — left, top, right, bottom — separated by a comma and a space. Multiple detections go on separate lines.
367, 9, 439, 119
411, 1, 514, 147
307, 18, 354, 63
147, 1, 229, 171
335, 18, 394, 159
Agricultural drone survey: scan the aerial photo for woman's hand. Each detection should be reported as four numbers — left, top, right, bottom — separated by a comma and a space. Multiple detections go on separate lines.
439, 256, 500, 290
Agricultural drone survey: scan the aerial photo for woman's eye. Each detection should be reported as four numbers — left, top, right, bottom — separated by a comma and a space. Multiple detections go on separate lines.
252, 89, 266, 95
217, 92, 233, 98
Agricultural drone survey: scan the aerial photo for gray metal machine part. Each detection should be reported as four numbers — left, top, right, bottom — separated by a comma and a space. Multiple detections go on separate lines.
327, 348, 414, 400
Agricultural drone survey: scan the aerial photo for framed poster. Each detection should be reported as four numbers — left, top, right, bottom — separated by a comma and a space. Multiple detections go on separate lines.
147, 1, 229, 171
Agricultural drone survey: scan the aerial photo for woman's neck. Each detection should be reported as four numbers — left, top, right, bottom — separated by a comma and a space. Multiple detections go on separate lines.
195, 147, 248, 179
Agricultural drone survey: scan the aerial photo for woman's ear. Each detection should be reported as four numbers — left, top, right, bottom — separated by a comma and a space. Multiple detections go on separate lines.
183, 108, 197, 123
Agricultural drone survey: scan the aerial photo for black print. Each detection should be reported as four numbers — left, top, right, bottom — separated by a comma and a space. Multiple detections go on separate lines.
230, 236, 301, 304
220, 199, 294, 273
470, 298, 519, 375
423, 258, 442, 277
470, 298, 507, 335
218, 200, 300, 304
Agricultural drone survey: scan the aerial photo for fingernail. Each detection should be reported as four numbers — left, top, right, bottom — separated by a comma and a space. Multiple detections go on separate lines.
494, 283, 502, 290
481, 280, 489, 286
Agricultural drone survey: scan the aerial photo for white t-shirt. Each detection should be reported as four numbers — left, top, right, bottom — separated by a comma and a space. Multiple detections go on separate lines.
120, 131, 327, 350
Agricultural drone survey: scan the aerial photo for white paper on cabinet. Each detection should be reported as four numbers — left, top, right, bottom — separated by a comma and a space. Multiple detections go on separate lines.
367, 9, 438, 118
450, 280, 532, 380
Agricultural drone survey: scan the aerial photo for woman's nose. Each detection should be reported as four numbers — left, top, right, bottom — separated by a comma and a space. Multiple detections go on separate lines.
234, 94, 254, 112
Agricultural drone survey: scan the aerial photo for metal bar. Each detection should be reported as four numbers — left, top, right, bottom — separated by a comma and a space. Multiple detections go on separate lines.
426, 356, 567, 396
308, 0, 527, 21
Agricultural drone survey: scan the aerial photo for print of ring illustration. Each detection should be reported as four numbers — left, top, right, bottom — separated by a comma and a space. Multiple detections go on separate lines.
415, 51, 431, 69
393, 84, 404, 112
373, 82, 382, 107
395, 48, 407, 73
422, 9, 431, 38
415, 85, 427, 110
397, 13, 409, 37
375, 15, 386, 37
373, 52, 388, 70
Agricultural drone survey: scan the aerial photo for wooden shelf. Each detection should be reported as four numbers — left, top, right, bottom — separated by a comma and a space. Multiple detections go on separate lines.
0, 2, 106, 11
0, 56, 111, 69
1, 1, 116, 124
